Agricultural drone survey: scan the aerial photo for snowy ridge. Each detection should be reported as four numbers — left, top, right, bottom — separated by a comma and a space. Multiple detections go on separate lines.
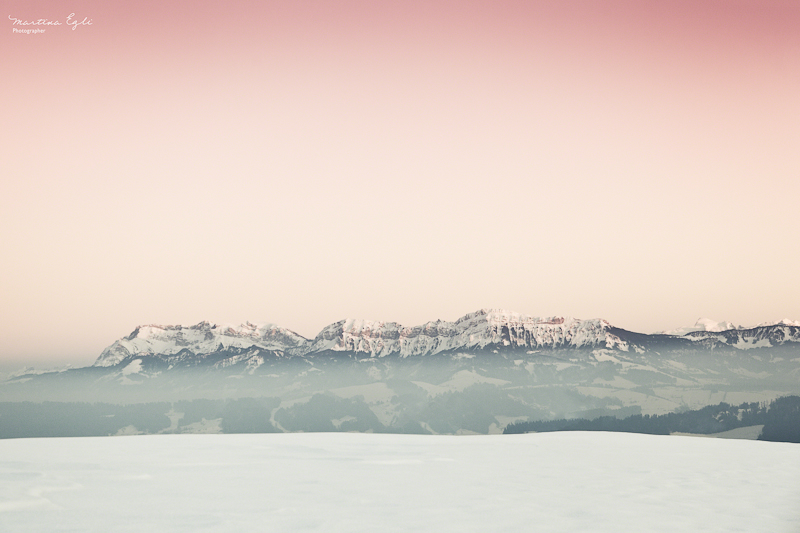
659, 318, 740, 336
94, 322, 308, 367
93, 310, 800, 367
684, 324, 800, 350
755, 318, 800, 328
94, 310, 624, 367
307, 310, 623, 357
661, 318, 800, 336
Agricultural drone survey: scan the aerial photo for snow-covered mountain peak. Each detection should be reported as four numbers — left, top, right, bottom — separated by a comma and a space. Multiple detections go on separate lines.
681, 318, 800, 350
93, 310, 800, 368
474, 309, 609, 328
694, 318, 737, 332
94, 321, 309, 367
755, 318, 800, 328
658, 318, 738, 336
660, 317, 800, 337
95, 311, 627, 367
305, 310, 618, 357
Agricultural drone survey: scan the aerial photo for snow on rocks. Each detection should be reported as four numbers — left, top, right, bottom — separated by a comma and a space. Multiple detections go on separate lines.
93, 322, 308, 367
305, 309, 619, 357
93, 310, 800, 367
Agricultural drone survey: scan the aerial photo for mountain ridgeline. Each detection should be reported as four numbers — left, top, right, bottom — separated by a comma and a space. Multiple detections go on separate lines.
92, 309, 800, 368
2, 310, 800, 435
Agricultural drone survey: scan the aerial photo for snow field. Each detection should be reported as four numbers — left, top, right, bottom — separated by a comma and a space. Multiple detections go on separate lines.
0, 431, 798, 532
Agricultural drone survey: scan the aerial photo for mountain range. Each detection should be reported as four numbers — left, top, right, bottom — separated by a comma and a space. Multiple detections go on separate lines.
3, 309, 799, 435
94, 309, 800, 369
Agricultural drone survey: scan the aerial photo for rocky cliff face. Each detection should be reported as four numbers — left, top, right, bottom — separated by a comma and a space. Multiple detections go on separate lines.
94, 309, 632, 367
684, 324, 800, 350
305, 310, 627, 357
93, 309, 800, 367
94, 321, 308, 367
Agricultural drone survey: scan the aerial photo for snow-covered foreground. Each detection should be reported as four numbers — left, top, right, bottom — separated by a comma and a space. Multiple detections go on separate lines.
1, 432, 798, 532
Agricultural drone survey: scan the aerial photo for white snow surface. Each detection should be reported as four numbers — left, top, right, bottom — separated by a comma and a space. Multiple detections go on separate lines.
0, 432, 798, 532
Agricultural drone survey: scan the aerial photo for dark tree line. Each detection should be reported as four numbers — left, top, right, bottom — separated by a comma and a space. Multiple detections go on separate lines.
2, 394, 798, 441
504, 396, 800, 443
758, 396, 800, 443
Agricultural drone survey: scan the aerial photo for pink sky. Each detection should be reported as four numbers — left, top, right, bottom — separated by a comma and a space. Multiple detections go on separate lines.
2, 0, 799, 369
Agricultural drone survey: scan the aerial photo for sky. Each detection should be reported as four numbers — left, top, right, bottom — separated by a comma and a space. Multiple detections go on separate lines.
2, 0, 799, 370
